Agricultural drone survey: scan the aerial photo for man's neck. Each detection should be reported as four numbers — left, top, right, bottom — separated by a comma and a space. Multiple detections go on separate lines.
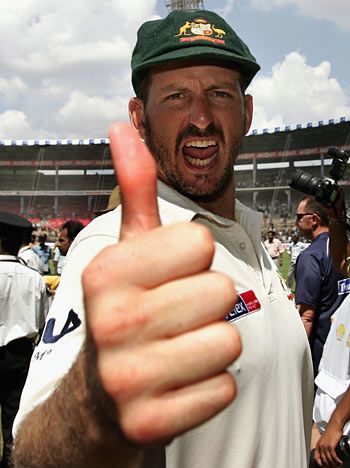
312, 226, 329, 240
195, 184, 236, 220
157, 176, 236, 220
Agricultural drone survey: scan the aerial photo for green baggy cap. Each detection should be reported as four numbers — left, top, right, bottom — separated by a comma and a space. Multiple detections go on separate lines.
131, 9, 260, 96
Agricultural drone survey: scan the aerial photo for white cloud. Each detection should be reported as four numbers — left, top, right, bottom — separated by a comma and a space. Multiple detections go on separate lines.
0, 110, 34, 140
0, 77, 27, 104
249, 51, 350, 131
56, 90, 130, 138
0, 0, 158, 139
250, 0, 350, 31
215, 0, 238, 18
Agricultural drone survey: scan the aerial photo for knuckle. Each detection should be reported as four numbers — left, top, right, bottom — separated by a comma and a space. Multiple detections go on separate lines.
211, 273, 237, 308
219, 323, 242, 360
120, 401, 163, 444
82, 245, 115, 292
186, 223, 215, 261
99, 358, 147, 401
220, 372, 237, 403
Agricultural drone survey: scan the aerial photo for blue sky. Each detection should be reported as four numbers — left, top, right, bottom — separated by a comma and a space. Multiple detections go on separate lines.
0, 0, 349, 139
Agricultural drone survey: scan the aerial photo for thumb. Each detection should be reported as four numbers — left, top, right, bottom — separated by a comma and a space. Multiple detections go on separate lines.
108, 122, 161, 240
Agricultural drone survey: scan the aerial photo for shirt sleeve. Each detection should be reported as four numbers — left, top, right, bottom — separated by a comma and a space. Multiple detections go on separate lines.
13, 231, 118, 434
295, 251, 322, 309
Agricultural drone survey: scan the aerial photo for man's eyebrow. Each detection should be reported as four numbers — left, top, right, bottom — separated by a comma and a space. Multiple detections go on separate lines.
159, 82, 237, 94
206, 81, 238, 90
158, 85, 188, 94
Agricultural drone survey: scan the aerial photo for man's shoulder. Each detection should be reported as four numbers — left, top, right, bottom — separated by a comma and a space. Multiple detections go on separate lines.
15, 261, 44, 280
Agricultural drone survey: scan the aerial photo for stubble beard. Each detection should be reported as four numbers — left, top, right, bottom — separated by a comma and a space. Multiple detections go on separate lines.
143, 116, 243, 202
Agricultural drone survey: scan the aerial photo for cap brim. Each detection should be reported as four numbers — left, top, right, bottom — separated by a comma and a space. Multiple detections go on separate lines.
132, 45, 260, 94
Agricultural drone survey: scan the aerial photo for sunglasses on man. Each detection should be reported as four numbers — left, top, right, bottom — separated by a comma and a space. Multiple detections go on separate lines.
296, 213, 314, 221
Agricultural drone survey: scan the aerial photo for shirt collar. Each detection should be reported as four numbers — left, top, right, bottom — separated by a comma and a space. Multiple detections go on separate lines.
0, 255, 17, 261
157, 180, 263, 246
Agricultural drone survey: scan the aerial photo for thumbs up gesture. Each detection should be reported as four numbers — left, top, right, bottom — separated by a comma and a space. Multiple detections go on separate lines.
82, 122, 241, 445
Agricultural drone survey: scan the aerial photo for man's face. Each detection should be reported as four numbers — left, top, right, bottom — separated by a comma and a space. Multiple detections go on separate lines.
296, 200, 314, 239
132, 62, 252, 200
57, 228, 70, 256
267, 231, 274, 241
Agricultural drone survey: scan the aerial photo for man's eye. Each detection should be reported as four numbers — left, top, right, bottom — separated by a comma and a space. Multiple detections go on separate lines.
166, 92, 185, 100
213, 90, 231, 98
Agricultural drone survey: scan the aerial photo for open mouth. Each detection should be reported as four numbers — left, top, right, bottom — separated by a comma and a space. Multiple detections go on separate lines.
182, 139, 218, 168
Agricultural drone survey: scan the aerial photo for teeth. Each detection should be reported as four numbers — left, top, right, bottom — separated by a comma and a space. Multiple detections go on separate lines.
186, 155, 215, 167
185, 140, 217, 148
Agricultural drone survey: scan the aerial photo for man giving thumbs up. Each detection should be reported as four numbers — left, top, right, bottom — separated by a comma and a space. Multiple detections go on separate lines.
13, 10, 313, 468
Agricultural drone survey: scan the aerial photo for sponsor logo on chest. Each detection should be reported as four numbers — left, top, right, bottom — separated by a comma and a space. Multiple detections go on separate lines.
225, 290, 261, 323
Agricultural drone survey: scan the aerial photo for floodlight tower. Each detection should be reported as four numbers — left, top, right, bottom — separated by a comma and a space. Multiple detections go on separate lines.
164, 0, 204, 12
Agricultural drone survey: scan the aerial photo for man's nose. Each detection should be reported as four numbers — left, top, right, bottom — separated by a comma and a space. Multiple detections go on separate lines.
188, 96, 214, 130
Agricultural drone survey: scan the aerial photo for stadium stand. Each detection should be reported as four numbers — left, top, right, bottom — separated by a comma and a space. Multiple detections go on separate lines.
0, 119, 349, 234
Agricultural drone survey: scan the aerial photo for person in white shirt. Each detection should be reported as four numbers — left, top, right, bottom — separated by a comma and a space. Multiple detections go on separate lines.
286, 231, 308, 289
0, 211, 49, 468
12, 9, 313, 468
264, 229, 284, 267
17, 227, 40, 271
312, 294, 350, 467
53, 220, 84, 275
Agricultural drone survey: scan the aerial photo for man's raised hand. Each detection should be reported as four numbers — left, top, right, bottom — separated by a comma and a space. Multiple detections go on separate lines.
82, 122, 241, 444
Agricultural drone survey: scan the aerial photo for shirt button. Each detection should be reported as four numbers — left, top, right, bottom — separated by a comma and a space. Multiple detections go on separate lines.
240, 242, 246, 250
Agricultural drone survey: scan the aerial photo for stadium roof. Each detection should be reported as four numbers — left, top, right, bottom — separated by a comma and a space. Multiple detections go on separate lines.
0, 118, 349, 169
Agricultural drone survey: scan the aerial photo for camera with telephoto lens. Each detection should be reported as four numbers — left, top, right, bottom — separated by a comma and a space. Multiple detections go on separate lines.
289, 147, 349, 205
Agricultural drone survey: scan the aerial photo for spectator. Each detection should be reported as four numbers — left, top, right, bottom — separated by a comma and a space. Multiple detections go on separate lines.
32, 233, 50, 275
286, 231, 308, 290
0, 211, 49, 467
295, 195, 346, 376
264, 229, 284, 267
310, 295, 350, 467
53, 220, 84, 275
18, 227, 40, 271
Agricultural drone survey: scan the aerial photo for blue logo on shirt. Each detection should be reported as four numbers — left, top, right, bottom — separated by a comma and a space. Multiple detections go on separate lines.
338, 278, 350, 295
43, 309, 81, 344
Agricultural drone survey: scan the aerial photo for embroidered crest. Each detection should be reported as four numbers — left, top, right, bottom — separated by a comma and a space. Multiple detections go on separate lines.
336, 323, 346, 341
175, 18, 226, 45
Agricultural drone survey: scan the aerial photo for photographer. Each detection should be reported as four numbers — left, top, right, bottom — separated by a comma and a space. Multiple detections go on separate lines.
291, 147, 349, 278
291, 150, 350, 467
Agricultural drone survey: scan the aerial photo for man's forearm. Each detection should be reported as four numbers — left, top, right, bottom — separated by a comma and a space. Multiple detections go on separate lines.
12, 345, 142, 468
297, 304, 314, 337
329, 222, 348, 275
327, 385, 350, 433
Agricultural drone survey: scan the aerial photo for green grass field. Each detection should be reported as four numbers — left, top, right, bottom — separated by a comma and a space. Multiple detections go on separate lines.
279, 251, 291, 282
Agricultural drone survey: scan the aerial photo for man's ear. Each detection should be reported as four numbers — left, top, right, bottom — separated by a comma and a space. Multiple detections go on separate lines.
244, 94, 253, 135
128, 98, 146, 140
312, 213, 320, 226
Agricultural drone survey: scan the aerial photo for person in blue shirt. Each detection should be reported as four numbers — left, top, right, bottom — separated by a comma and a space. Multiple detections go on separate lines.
32, 233, 51, 275
295, 195, 346, 376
